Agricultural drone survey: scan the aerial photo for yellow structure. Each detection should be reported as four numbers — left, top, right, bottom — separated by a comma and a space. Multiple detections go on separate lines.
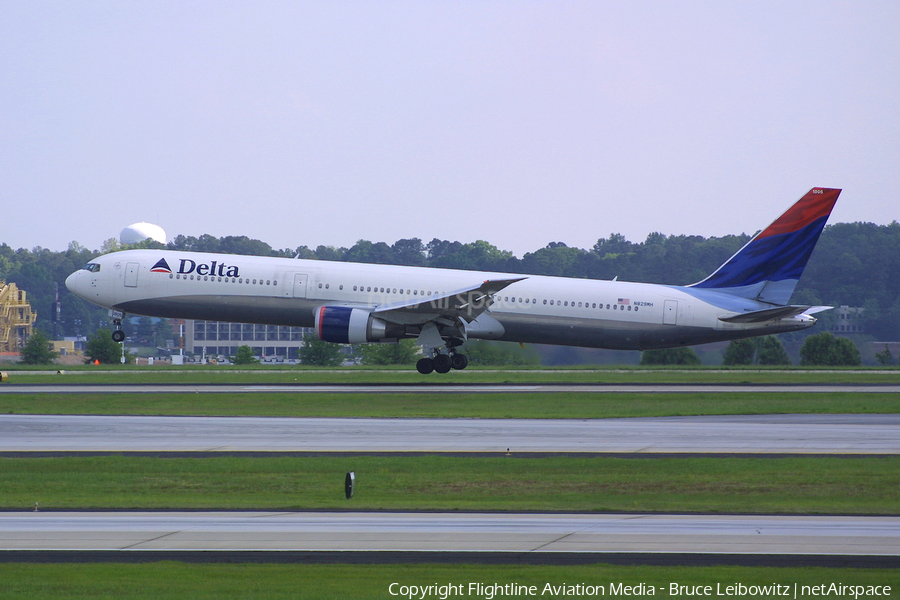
0, 280, 37, 352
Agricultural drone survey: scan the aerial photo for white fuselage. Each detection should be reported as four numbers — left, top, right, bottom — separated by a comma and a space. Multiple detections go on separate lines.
65, 249, 817, 350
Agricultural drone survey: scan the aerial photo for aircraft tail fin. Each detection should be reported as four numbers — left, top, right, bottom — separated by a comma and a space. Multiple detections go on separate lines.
689, 187, 840, 305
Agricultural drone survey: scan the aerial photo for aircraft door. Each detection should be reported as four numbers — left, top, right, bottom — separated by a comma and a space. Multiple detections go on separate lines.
663, 299, 678, 325
290, 273, 309, 299
124, 262, 140, 288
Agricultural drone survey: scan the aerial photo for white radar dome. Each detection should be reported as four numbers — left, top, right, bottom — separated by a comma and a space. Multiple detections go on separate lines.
120, 222, 167, 245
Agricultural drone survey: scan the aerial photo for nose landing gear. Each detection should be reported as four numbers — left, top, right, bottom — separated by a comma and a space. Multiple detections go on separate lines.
109, 310, 126, 342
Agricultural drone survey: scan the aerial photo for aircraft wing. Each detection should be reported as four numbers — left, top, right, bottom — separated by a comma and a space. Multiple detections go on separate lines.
371, 277, 527, 325
718, 305, 832, 323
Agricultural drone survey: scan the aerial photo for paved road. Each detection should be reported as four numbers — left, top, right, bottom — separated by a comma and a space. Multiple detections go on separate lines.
1, 511, 896, 557
1, 414, 898, 454
3, 383, 900, 393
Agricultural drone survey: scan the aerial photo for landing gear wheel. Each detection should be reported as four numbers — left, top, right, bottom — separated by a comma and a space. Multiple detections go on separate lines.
433, 354, 452, 374
111, 330, 125, 343
416, 357, 434, 375
450, 353, 468, 370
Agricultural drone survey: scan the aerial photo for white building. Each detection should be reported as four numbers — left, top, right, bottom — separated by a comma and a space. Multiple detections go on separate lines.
180, 320, 311, 361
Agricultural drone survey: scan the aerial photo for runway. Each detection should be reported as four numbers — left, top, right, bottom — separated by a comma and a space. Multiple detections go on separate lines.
3, 383, 897, 566
0, 511, 896, 566
1, 413, 897, 454
3, 382, 900, 394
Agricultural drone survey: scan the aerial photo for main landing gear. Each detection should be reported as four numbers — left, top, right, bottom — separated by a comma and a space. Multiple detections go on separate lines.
416, 351, 468, 374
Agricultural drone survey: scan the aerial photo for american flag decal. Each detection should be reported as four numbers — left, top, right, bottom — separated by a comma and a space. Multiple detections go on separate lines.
617, 298, 630, 305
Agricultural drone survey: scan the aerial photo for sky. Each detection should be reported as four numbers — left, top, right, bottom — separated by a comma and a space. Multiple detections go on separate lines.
3, 1, 899, 257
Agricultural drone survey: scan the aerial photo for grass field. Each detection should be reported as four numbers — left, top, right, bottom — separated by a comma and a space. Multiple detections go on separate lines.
4, 454, 898, 514
2, 391, 899, 418
2, 563, 897, 600
6, 364, 900, 385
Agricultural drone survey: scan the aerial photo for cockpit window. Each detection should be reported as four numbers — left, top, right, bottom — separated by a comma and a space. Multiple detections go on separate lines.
82, 263, 101, 273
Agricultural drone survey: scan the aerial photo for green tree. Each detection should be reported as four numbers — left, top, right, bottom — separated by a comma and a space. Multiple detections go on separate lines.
722, 336, 791, 366
19, 329, 58, 365
232, 345, 259, 365
799, 332, 861, 366
299, 334, 345, 366
461, 341, 540, 366
356, 340, 419, 365
722, 339, 756, 366
84, 330, 126, 364
135, 316, 156, 345
757, 336, 792, 365
875, 344, 895, 367
640, 347, 701, 366
391, 238, 426, 266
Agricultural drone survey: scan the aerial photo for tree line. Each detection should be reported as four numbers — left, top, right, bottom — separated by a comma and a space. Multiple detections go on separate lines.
2, 220, 899, 344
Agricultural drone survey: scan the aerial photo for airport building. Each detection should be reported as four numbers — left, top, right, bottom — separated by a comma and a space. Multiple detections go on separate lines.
179, 319, 311, 361
832, 305, 864, 334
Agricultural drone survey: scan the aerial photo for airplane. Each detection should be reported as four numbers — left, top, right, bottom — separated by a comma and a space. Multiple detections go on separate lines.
66, 187, 840, 374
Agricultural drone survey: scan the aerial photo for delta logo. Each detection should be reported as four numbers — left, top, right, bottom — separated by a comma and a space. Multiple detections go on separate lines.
150, 258, 172, 273
152, 257, 241, 277
176, 258, 240, 278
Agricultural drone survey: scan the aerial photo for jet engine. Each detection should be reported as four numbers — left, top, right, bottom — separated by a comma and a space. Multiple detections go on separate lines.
315, 306, 400, 343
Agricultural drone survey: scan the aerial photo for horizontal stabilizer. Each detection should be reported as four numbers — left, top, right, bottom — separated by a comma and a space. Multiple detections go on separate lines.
719, 305, 820, 323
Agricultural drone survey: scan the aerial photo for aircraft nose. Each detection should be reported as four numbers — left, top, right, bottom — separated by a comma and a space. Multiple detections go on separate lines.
65, 271, 82, 296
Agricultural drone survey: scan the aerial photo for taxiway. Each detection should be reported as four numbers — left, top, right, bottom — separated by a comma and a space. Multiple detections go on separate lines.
0, 511, 896, 566
1, 413, 897, 454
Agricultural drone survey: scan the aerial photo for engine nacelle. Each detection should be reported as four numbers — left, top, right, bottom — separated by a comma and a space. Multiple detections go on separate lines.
315, 306, 396, 343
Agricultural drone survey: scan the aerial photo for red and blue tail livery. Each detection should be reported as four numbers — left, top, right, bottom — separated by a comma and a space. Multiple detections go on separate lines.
690, 188, 840, 305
